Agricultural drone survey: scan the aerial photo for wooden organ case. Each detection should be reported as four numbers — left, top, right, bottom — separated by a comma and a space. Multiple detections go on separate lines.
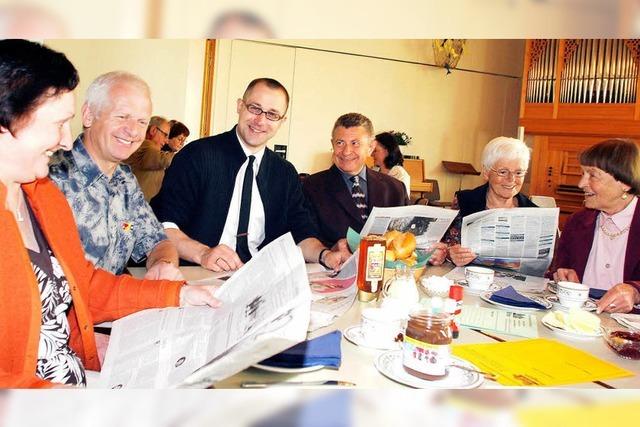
520, 39, 640, 228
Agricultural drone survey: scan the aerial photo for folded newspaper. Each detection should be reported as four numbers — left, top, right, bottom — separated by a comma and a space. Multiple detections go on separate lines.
461, 207, 559, 277
98, 233, 311, 388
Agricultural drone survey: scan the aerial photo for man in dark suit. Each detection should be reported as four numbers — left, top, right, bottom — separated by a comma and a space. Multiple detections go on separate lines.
151, 78, 349, 272
303, 113, 410, 245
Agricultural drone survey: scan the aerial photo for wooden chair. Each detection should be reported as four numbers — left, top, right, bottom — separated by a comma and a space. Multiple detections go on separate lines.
404, 159, 450, 207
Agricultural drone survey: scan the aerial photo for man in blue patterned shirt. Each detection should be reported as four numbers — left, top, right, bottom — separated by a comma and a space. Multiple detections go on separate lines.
49, 71, 183, 280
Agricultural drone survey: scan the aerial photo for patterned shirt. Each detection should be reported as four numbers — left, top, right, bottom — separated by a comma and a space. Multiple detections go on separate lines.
49, 135, 166, 274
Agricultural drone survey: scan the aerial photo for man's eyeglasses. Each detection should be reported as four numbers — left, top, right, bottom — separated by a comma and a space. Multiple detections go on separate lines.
155, 126, 169, 137
490, 167, 527, 178
243, 101, 284, 122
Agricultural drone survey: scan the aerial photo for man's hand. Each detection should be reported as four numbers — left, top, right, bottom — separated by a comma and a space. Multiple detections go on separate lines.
144, 260, 184, 280
199, 244, 243, 272
596, 283, 640, 314
322, 248, 350, 271
179, 285, 222, 307
448, 244, 477, 267
553, 268, 580, 283
428, 242, 447, 266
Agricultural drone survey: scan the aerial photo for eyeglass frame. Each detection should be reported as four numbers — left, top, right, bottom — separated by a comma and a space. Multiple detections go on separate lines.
489, 167, 527, 178
155, 126, 169, 138
241, 100, 285, 122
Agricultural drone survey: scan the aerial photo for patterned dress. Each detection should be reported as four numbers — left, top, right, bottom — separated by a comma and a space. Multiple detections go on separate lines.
27, 206, 86, 386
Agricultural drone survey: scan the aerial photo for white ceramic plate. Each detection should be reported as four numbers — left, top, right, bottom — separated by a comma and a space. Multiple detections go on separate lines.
455, 280, 503, 296
251, 363, 326, 373
343, 325, 401, 350
540, 318, 602, 339
544, 295, 597, 312
480, 292, 552, 311
374, 350, 484, 389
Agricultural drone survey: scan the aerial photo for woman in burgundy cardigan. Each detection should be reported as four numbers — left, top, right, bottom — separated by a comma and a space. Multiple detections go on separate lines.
549, 139, 640, 314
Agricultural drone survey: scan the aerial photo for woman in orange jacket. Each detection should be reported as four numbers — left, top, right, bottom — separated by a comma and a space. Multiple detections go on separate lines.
0, 40, 220, 388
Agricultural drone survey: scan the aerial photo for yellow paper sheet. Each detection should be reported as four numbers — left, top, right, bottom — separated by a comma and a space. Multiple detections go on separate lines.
452, 338, 633, 386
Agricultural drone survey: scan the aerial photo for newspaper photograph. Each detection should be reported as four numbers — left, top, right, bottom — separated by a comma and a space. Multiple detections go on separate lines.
98, 233, 311, 388
360, 205, 459, 248
460, 207, 559, 277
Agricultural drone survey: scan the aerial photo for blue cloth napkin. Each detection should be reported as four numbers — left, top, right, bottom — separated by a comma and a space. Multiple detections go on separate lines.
489, 285, 547, 309
259, 331, 342, 369
589, 288, 606, 300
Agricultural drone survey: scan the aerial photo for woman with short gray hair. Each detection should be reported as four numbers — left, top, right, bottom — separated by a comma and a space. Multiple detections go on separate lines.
442, 136, 537, 267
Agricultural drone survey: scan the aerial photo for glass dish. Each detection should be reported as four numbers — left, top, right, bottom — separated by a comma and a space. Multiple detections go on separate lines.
602, 324, 640, 360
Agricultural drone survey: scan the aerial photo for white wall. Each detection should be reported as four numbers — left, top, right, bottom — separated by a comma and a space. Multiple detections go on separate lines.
45, 39, 205, 144
211, 40, 524, 201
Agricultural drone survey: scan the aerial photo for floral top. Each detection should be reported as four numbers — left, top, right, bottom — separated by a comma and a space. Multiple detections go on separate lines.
27, 206, 86, 386
49, 135, 166, 274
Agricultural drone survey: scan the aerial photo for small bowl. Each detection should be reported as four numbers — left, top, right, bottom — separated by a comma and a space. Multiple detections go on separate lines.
602, 325, 640, 360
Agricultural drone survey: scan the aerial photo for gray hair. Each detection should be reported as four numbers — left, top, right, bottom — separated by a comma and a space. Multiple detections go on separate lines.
84, 71, 151, 115
147, 115, 168, 132
481, 136, 531, 170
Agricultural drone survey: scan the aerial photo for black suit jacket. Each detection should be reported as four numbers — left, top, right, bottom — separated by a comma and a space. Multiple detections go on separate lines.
303, 165, 410, 246
151, 126, 317, 264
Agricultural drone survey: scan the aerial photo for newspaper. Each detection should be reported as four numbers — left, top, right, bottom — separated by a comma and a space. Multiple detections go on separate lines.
98, 233, 311, 388
461, 207, 559, 277
360, 205, 459, 248
307, 252, 357, 332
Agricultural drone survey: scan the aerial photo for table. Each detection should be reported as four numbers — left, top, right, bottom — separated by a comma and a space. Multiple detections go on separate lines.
128, 265, 640, 389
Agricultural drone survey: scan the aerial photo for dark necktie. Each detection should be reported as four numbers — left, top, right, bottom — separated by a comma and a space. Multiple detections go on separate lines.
236, 155, 255, 262
350, 175, 368, 221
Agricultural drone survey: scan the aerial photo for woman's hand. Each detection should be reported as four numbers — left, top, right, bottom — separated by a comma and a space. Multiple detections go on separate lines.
428, 242, 447, 266
553, 268, 580, 283
596, 283, 640, 314
448, 244, 477, 267
179, 285, 222, 308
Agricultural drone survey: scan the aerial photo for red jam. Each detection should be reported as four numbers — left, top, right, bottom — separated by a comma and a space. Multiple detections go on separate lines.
606, 331, 640, 360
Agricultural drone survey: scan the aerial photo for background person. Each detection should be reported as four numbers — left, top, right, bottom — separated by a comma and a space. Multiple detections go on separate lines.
371, 131, 410, 197
163, 121, 190, 153
549, 139, 640, 314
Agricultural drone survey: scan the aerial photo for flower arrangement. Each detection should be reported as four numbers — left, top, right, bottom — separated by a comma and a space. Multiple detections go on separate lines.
392, 131, 412, 146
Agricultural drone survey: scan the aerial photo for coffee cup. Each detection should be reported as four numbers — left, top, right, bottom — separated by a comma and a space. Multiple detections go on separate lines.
360, 307, 404, 347
465, 266, 494, 290
556, 281, 589, 308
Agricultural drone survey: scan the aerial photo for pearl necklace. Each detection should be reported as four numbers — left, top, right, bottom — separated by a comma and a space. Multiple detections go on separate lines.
599, 222, 629, 240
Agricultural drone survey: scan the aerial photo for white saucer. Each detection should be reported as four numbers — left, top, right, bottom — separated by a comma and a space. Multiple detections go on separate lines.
544, 295, 597, 312
374, 350, 484, 389
252, 363, 326, 373
456, 280, 503, 296
541, 318, 602, 339
480, 292, 552, 311
343, 325, 401, 350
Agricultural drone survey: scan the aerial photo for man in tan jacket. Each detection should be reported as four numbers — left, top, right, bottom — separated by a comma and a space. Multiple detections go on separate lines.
126, 116, 175, 201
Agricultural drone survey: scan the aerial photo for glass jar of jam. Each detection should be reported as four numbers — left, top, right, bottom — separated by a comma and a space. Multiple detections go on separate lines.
402, 310, 452, 380
356, 235, 387, 302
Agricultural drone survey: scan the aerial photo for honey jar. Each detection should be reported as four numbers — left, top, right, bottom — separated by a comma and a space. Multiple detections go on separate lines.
356, 234, 386, 301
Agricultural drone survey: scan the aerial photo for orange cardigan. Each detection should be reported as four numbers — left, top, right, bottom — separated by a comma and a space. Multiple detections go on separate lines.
0, 179, 184, 388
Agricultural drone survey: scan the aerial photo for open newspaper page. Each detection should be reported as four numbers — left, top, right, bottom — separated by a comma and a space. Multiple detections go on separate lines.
98, 233, 310, 388
460, 207, 559, 277
307, 252, 357, 332
360, 205, 459, 248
